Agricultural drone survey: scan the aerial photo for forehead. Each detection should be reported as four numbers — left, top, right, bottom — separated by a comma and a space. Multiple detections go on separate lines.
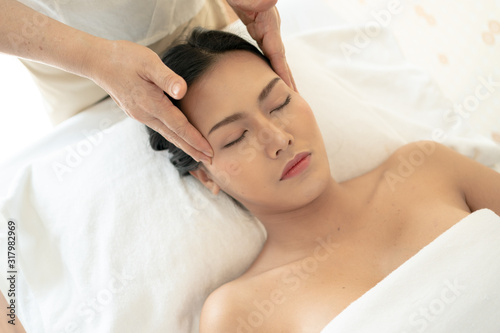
180, 51, 276, 134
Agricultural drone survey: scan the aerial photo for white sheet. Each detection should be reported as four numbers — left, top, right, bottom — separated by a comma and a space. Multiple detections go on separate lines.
321, 209, 500, 333
318, 0, 500, 141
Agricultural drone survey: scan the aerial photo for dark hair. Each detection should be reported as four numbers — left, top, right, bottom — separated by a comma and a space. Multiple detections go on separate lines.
146, 28, 271, 176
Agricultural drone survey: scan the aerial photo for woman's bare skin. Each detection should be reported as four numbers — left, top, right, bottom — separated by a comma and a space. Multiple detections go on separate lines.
200, 141, 500, 332
168, 46, 500, 332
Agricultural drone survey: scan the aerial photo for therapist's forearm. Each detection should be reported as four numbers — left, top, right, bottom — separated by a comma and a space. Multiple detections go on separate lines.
0, 0, 104, 78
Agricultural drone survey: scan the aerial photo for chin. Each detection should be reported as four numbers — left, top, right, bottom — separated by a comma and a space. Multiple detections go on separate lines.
302, 173, 332, 201
276, 172, 332, 211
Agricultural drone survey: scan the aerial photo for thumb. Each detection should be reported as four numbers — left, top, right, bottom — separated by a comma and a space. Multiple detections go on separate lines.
228, 0, 278, 12
148, 58, 187, 100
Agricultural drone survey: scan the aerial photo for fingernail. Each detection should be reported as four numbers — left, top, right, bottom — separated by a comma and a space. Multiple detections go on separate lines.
203, 149, 214, 158
172, 83, 181, 97
201, 155, 212, 165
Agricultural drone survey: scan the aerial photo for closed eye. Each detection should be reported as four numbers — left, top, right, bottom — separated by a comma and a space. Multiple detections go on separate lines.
222, 95, 290, 149
271, 95, 291, 113
223, 130, 248, 148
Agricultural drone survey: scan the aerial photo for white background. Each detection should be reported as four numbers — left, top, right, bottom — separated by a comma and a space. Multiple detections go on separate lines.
0, 54, 52, 165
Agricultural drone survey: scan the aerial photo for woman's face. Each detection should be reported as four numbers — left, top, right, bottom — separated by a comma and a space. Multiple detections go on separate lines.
182, 50, 331, 214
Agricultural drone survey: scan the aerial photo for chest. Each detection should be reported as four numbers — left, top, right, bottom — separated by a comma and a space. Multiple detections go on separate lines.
240, 200, 470, 332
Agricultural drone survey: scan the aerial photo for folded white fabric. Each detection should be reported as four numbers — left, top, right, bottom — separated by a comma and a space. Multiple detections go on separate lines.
320, 209, 500, 333
1, 22, 499, 333
0, 115, 267, 332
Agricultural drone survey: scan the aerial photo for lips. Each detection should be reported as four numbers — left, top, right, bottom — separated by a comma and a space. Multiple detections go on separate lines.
280, 152, 311, 181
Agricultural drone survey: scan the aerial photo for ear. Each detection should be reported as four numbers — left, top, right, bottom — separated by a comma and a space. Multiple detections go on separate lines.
189, 167, 221, 195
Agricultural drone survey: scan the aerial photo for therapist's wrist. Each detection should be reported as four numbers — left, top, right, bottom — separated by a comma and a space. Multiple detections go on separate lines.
76, 35, 112, 81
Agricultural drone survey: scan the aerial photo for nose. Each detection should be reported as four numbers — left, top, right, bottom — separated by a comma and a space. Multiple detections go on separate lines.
260, 122, 293, 158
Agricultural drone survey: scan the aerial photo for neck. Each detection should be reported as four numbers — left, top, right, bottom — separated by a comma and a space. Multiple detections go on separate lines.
252, 177, 352, 256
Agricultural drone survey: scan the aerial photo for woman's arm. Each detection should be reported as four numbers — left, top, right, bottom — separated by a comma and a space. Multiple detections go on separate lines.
200, 286, 235, 333
431, 142, 500, 215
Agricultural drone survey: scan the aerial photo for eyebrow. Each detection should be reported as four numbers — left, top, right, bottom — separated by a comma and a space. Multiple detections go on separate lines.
208, 77, 281, 136
258, 77, 281, 103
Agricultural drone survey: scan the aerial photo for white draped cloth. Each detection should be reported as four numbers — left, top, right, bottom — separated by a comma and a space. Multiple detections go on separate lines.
321, 209, 500, 333
17, 0, 204, 46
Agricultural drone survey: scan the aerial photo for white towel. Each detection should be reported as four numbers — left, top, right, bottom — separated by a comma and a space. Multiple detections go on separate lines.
321, 209, 500, 333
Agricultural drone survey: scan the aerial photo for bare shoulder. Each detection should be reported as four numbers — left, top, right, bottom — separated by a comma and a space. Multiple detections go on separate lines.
384, 140, 483, 174
199, 278, 252, 333
385, 140, 445, 167
382, 140, 500, 213
381, 141, 459, 189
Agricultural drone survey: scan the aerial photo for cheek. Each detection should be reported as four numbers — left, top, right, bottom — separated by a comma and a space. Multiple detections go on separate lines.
282, 95, 315, 124
207, 157, 251, 191
222, 158, 245, 180
209, 136, 266, 186
209, 154, 270, 198
298, 98, 316, 121
292, 99, 320, 138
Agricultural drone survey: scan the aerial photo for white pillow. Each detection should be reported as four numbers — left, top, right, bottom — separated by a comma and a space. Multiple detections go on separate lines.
1, 25, 499, 333
318, 0, 500, 143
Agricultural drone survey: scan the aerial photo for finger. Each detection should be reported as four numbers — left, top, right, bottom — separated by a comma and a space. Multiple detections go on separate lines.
146, 57, 188, 100
271, 9, 296, 91
262, 31, 294, 89
270, 53, 293, 89
157, 98, 214, 157
148, 118, 212, 164
230, 6, 256, 26
287, 61, 298, 92
227, 0, 278, 13
140, 57, 214, 158
251, 9, 293, 89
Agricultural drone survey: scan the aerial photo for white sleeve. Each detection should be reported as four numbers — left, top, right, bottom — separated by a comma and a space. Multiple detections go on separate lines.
17, 0, 205, 45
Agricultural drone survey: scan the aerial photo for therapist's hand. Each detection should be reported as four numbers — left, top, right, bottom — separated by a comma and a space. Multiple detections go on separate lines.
227, 0, 296, 91
87, 39, 213, 163
1, 0, 212, 162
